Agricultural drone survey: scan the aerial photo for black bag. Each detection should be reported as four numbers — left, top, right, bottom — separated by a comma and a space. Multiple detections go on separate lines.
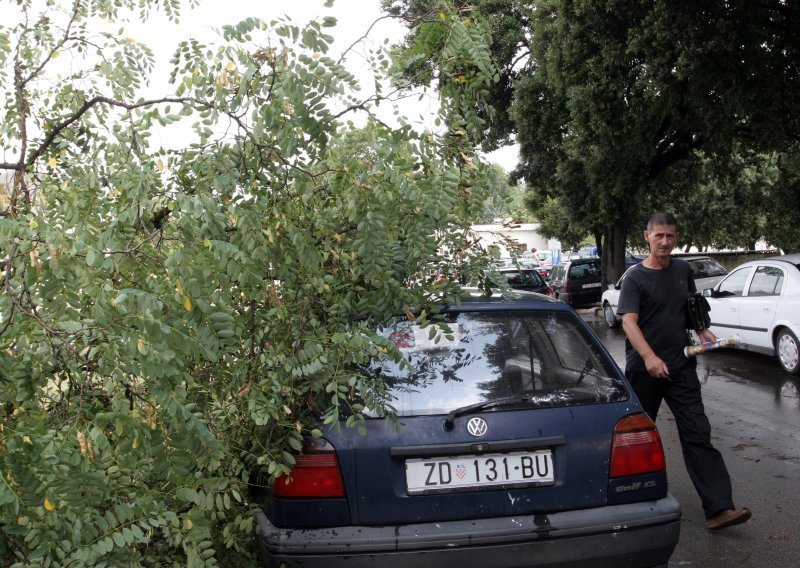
686, 292, 711, 331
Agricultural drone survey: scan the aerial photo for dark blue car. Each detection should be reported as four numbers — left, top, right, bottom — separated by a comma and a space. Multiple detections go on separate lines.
256, 290, 680, 567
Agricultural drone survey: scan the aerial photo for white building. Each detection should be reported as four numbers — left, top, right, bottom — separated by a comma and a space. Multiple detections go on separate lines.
471, 222, 560, 259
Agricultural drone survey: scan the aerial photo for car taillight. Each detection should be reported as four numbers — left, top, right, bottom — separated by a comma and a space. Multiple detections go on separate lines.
610, 413, 666, 478
272, 438, 345, 498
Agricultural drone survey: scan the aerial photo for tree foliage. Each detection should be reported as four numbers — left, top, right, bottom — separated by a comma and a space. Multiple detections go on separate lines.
388, 0, 800, 280
667, 152, 777, 252
0, 0, 498, 564
762, 146, 800, 254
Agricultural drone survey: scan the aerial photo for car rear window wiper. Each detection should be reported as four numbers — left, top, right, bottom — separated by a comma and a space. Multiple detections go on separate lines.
575, 358, 593, 386
444, 396, 531, 430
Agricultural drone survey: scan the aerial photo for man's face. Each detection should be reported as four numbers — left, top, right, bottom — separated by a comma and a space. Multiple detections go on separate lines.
644, 223, 678, 258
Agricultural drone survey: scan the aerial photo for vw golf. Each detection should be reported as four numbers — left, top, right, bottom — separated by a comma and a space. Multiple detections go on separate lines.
256, 290, 681, 567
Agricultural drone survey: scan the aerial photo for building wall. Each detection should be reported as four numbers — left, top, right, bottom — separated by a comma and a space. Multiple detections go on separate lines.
471, 223, 552, 255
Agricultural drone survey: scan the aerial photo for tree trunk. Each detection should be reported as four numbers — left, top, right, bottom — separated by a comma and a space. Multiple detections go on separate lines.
601, 217, 631, 287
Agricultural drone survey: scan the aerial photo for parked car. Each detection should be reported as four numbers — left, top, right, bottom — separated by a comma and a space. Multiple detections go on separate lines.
575, 245, 598, 258
255, 290, 681, 567
684, 256, 730, 289
601, 256, 730, 328
548, 258, 603, 308
489, 267, 553, 296
533, 250, 554, 274
494, 257, 515, 268
495, 254, 540, 271
703, 254, 800, 375
520, 250, 540, 268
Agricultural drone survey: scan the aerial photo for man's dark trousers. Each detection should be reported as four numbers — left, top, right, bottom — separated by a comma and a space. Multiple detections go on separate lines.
626, 360, 735, 518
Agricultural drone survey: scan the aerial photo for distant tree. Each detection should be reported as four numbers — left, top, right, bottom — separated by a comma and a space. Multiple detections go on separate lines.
525, 194, 589, 252
762, 147, 800, 253
506, 180, 535, 223
670, 152, 778, 252
476, 163, 512, 222
474, 164, 534, 223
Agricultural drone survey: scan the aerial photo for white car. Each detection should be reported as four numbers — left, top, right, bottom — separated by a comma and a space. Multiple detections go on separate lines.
703, 254, 800, 375
601, 256, 730, 329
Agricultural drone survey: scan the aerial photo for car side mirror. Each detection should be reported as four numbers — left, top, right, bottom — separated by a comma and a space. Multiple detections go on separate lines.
702, 288, 713, 298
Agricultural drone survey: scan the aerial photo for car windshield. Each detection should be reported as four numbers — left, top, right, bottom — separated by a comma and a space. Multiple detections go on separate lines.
364, 310, 627, 417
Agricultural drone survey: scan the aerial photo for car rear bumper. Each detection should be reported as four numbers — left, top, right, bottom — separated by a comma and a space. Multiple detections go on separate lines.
256, 494, 681, 568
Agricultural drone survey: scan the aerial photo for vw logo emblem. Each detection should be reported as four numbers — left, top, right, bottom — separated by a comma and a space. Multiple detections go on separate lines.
466, 417, 488, 437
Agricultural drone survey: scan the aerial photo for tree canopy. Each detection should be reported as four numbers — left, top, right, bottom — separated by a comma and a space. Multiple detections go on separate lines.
386, 0, 800, 280
0, 0, 498, 564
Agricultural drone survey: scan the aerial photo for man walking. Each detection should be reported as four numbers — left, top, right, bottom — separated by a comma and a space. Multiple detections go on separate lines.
617, 212, 751, 530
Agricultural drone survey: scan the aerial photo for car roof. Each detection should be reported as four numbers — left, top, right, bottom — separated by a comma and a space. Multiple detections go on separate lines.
564, 257, 599, 265
449, 288, 563, 309
759, 253, 800, 266
729, 254, 800, 270
497, 266, 540, 273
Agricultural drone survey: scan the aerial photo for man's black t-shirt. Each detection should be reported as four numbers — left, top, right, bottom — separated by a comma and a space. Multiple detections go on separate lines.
617, 258, 696, 372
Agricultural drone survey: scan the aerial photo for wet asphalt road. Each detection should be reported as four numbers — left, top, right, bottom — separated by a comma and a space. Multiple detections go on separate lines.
580, 309, 800, 568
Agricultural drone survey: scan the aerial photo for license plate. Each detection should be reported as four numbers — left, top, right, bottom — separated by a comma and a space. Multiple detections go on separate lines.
405, 450, 554, 495
583, 282, 601, 289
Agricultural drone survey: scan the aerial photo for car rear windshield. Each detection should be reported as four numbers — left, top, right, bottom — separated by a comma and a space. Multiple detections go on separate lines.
365, 310, 627, 417
500, 270, 544, 288
689, 257, 728, 278
568, 261, 600, 279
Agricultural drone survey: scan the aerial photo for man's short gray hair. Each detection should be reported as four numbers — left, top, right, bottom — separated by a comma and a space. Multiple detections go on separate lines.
647, 212, 678, 232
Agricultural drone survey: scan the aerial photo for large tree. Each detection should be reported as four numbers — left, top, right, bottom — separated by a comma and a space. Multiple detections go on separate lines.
386, 0, 800, 281
0, 0, 498, 564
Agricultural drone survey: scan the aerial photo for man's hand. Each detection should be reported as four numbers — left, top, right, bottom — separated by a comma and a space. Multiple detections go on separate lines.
643, 354, 670, 379
622, 312, 671, 379
698, 328, 718, 344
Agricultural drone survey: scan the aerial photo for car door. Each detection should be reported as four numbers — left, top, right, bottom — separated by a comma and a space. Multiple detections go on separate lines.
708, 266, 754, 339
738, 265, 785, 350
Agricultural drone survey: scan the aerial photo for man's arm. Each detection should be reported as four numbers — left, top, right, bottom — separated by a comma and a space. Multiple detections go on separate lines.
621, 312, 671, 378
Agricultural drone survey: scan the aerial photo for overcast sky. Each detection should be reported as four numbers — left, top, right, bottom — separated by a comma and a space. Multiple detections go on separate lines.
0, 0, 518, 169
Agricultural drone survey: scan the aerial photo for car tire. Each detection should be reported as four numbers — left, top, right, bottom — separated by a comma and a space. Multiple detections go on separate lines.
776, 328, 800, 375
603, 302, 620, 329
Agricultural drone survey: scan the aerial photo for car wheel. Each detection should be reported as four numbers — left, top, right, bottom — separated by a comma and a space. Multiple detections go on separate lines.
776, 328, 800, 375
603, 302, 619, 329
